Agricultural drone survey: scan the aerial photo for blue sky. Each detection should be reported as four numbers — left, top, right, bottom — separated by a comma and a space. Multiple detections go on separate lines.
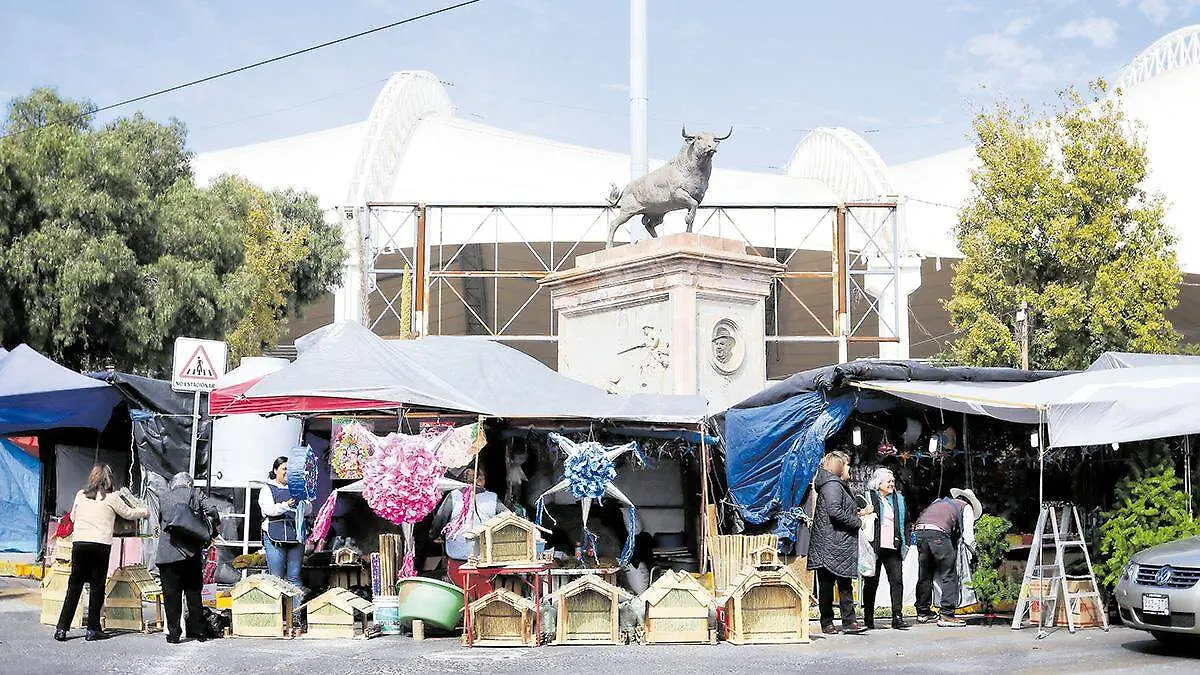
1, 0, 1198, 170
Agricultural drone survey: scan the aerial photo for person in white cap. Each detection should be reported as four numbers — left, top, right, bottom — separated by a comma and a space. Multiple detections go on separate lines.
912, 487, 981, 627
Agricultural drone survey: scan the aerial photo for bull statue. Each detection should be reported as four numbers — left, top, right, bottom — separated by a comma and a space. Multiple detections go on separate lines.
604, 126, 731, 248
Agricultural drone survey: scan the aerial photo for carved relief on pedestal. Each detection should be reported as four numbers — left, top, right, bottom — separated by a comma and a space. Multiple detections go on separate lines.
709, 318, 744, 376
608, 325, 671, 391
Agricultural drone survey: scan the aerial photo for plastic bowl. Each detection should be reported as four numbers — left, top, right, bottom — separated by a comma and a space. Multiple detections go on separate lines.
395, 576, 464, 630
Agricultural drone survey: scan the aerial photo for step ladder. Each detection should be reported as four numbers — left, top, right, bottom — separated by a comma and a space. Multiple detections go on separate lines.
1011, 502, 1109, 636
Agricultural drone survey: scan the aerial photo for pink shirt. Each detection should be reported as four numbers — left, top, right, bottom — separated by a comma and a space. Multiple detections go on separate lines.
879, 495, 896, 549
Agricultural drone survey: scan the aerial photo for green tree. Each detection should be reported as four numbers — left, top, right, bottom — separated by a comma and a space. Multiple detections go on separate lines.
0, 88, 344, 373
945, 81, 1182, 370
1095, 460, 1200, 588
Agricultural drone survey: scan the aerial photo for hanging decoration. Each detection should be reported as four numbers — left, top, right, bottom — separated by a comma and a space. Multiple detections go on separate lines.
286, 445, 319, 541
361, 430, 468, 578
309, 491, 338, 544
435, 421, 488, 469
534, 433, 643, 565
330, 422, 378, 479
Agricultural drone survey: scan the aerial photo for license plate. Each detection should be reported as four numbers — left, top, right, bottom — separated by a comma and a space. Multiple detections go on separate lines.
1142, 593, 1170, 616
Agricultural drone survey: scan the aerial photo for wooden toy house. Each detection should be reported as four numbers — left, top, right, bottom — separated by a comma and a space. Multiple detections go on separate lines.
231, 574, 303, 637
638, 570, 716, 644
552, 573, 629, 645
465, 512, 550, 567
40, 561, 86, 628
102, 564, 163, 632
465, 588, 538, 647
718, 565, 811, 645
300, 588, 374, 639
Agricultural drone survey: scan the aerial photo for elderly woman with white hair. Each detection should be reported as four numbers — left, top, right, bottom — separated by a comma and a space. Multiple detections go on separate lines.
862, 467, 910, 630
157, 472, 220, 644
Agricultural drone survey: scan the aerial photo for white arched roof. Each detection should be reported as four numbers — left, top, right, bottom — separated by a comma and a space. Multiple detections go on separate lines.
893, 25, 1200, 273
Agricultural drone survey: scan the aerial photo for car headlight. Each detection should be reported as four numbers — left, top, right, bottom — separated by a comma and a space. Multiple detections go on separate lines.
1122, 560, 1138, 582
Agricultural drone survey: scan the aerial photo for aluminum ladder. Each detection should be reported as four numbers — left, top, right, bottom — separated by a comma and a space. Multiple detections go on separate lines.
1011, 502, 1109, 636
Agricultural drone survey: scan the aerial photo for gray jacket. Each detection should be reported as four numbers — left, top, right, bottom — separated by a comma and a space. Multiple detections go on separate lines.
156, 486, 220, 566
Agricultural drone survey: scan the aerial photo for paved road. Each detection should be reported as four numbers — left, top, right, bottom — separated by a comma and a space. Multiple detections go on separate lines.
2, 579, 1196, 674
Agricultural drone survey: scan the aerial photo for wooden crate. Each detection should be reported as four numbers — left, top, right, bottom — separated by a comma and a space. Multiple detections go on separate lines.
639, 570, 715, 644
466, 512, 550, 567
1025, 579, 1105, 628
40, 562, 87, 628
719, 565, 811, 645
231, 574, 302, 638
552, 574, 628, 645
301, 588, 373, 639
102, 565, 162, 633
466, 589, 538, 647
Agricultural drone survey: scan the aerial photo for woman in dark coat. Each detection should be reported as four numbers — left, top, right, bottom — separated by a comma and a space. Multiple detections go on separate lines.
157, 473, 220, 644
807, 451, 870, 634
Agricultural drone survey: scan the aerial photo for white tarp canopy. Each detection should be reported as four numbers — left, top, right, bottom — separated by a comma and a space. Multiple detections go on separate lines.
853, 361, 1200, 448
245, 322, 708, 424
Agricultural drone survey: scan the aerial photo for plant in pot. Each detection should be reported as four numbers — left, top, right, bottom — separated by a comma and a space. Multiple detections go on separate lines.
968, 514, 1021, 624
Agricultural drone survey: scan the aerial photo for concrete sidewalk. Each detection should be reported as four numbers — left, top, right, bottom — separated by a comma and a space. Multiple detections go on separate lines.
1, 599, 1196, 674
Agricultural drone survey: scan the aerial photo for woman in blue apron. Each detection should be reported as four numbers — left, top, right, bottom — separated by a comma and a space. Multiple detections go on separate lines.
259, 456, 311, 592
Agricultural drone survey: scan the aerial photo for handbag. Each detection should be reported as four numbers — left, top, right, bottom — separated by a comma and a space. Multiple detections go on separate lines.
55, 513, 74, 539
163, 492, 211, 547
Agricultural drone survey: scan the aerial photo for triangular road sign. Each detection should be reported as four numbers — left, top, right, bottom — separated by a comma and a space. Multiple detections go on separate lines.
178, 344, 220, 381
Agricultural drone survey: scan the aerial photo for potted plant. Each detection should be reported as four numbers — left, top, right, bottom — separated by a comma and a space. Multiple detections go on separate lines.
968, 514, 1021, 624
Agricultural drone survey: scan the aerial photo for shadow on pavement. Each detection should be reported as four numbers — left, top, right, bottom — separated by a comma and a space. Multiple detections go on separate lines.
1119, 636, 1200, 660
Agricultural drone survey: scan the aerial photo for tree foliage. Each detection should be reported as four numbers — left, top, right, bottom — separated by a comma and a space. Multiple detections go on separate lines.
946, 81, 1182, 370
1095, 459, 1200, 588
967, 514, 1021, 611
0, 88, 344, 374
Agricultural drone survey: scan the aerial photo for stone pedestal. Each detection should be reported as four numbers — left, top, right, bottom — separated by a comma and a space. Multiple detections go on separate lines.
540, 233, 784, 412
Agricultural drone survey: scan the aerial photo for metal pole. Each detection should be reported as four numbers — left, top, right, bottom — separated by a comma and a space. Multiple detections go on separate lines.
835, 207, 849, 363
699, 420, 710, 573
415, 204, 428, 337
628, 0, 649, 243
189, 391, 201, 478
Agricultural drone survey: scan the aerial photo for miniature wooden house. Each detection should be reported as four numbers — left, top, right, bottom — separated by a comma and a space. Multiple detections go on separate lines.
300, 588, 374, 639
639, 570, 716, 645
40, 561, 86, 628
718, 565, 811, 645
231, 574, 303, 638
465, 589, 538, 647
465, 512, 549, 567
332, 546, 361, 566
103, 564, 163, 633
552, 573, 628, 645
748, 544, 779, 569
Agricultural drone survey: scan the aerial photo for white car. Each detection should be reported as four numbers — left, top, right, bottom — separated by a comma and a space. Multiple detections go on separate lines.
1115, 536, 1200, 645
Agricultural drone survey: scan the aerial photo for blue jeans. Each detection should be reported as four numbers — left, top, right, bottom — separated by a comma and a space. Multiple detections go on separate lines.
262, 533, 304, 592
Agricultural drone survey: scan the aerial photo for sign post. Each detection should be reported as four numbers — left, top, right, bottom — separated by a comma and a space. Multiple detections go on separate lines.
171, 337, 229, 478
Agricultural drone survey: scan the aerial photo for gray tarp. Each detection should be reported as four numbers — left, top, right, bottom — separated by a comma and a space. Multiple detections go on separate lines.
245, 322, 708, 424
854, 363, 1200, 448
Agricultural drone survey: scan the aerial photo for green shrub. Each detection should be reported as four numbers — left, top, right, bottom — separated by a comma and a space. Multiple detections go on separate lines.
1095, 459, 1200, 588
968, 514, 1021, 610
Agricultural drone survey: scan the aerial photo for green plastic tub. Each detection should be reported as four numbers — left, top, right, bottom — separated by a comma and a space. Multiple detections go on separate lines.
395, 576, 464, 630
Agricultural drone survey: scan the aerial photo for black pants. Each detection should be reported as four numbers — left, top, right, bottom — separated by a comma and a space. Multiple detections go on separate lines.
57, 541, 110, 631
914, 530, 959, 617
159, 555, 205, 639
816, 568, 857, 627
863, 547, 904, 620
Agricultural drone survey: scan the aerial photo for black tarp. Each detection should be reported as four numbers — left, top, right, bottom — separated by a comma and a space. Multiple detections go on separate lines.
91, 372, 210, 480
731, 360, 1064, 410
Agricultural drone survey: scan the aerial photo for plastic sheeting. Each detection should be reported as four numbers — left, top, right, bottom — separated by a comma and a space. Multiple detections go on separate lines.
1087, 351, 1200, 371
0, 345, 121, 435
92, 372, 210, 479
0, 438, 39, 552
724, 392, 854, 549
218, 322, 707, 423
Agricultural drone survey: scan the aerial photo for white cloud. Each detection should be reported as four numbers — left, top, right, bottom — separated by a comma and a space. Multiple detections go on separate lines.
957, 25, 1061, 91
1059, 16, 1120, 47
1135, 0, 1172, 24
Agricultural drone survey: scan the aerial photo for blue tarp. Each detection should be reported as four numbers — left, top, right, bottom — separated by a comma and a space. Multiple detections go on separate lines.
0, 438, 40, 552
0, 345, 121, 435
724, 392, 854, 548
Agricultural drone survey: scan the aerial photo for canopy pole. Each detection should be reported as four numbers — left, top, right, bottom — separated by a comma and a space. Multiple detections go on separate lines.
699, 418, 710, 573
189, 391, 201, 479
1037, 412, 1046, 511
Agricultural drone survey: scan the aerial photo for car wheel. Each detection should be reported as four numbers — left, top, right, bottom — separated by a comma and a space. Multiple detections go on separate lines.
1151, 630, 1194, 646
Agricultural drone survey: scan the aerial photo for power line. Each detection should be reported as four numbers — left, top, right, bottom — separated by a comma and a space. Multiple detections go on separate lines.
0, 0, 483, 141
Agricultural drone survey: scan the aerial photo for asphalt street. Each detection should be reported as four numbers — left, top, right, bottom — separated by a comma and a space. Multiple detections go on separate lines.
2, 578, 1197, 674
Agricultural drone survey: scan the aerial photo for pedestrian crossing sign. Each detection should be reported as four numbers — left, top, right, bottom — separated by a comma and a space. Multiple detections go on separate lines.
171, 337, 228, 392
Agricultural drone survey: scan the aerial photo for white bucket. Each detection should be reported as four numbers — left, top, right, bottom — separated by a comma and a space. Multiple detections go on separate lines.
375, 595, 402, 635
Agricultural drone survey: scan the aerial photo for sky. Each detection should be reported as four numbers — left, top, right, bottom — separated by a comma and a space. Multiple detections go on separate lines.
1, 0, 1198, 172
